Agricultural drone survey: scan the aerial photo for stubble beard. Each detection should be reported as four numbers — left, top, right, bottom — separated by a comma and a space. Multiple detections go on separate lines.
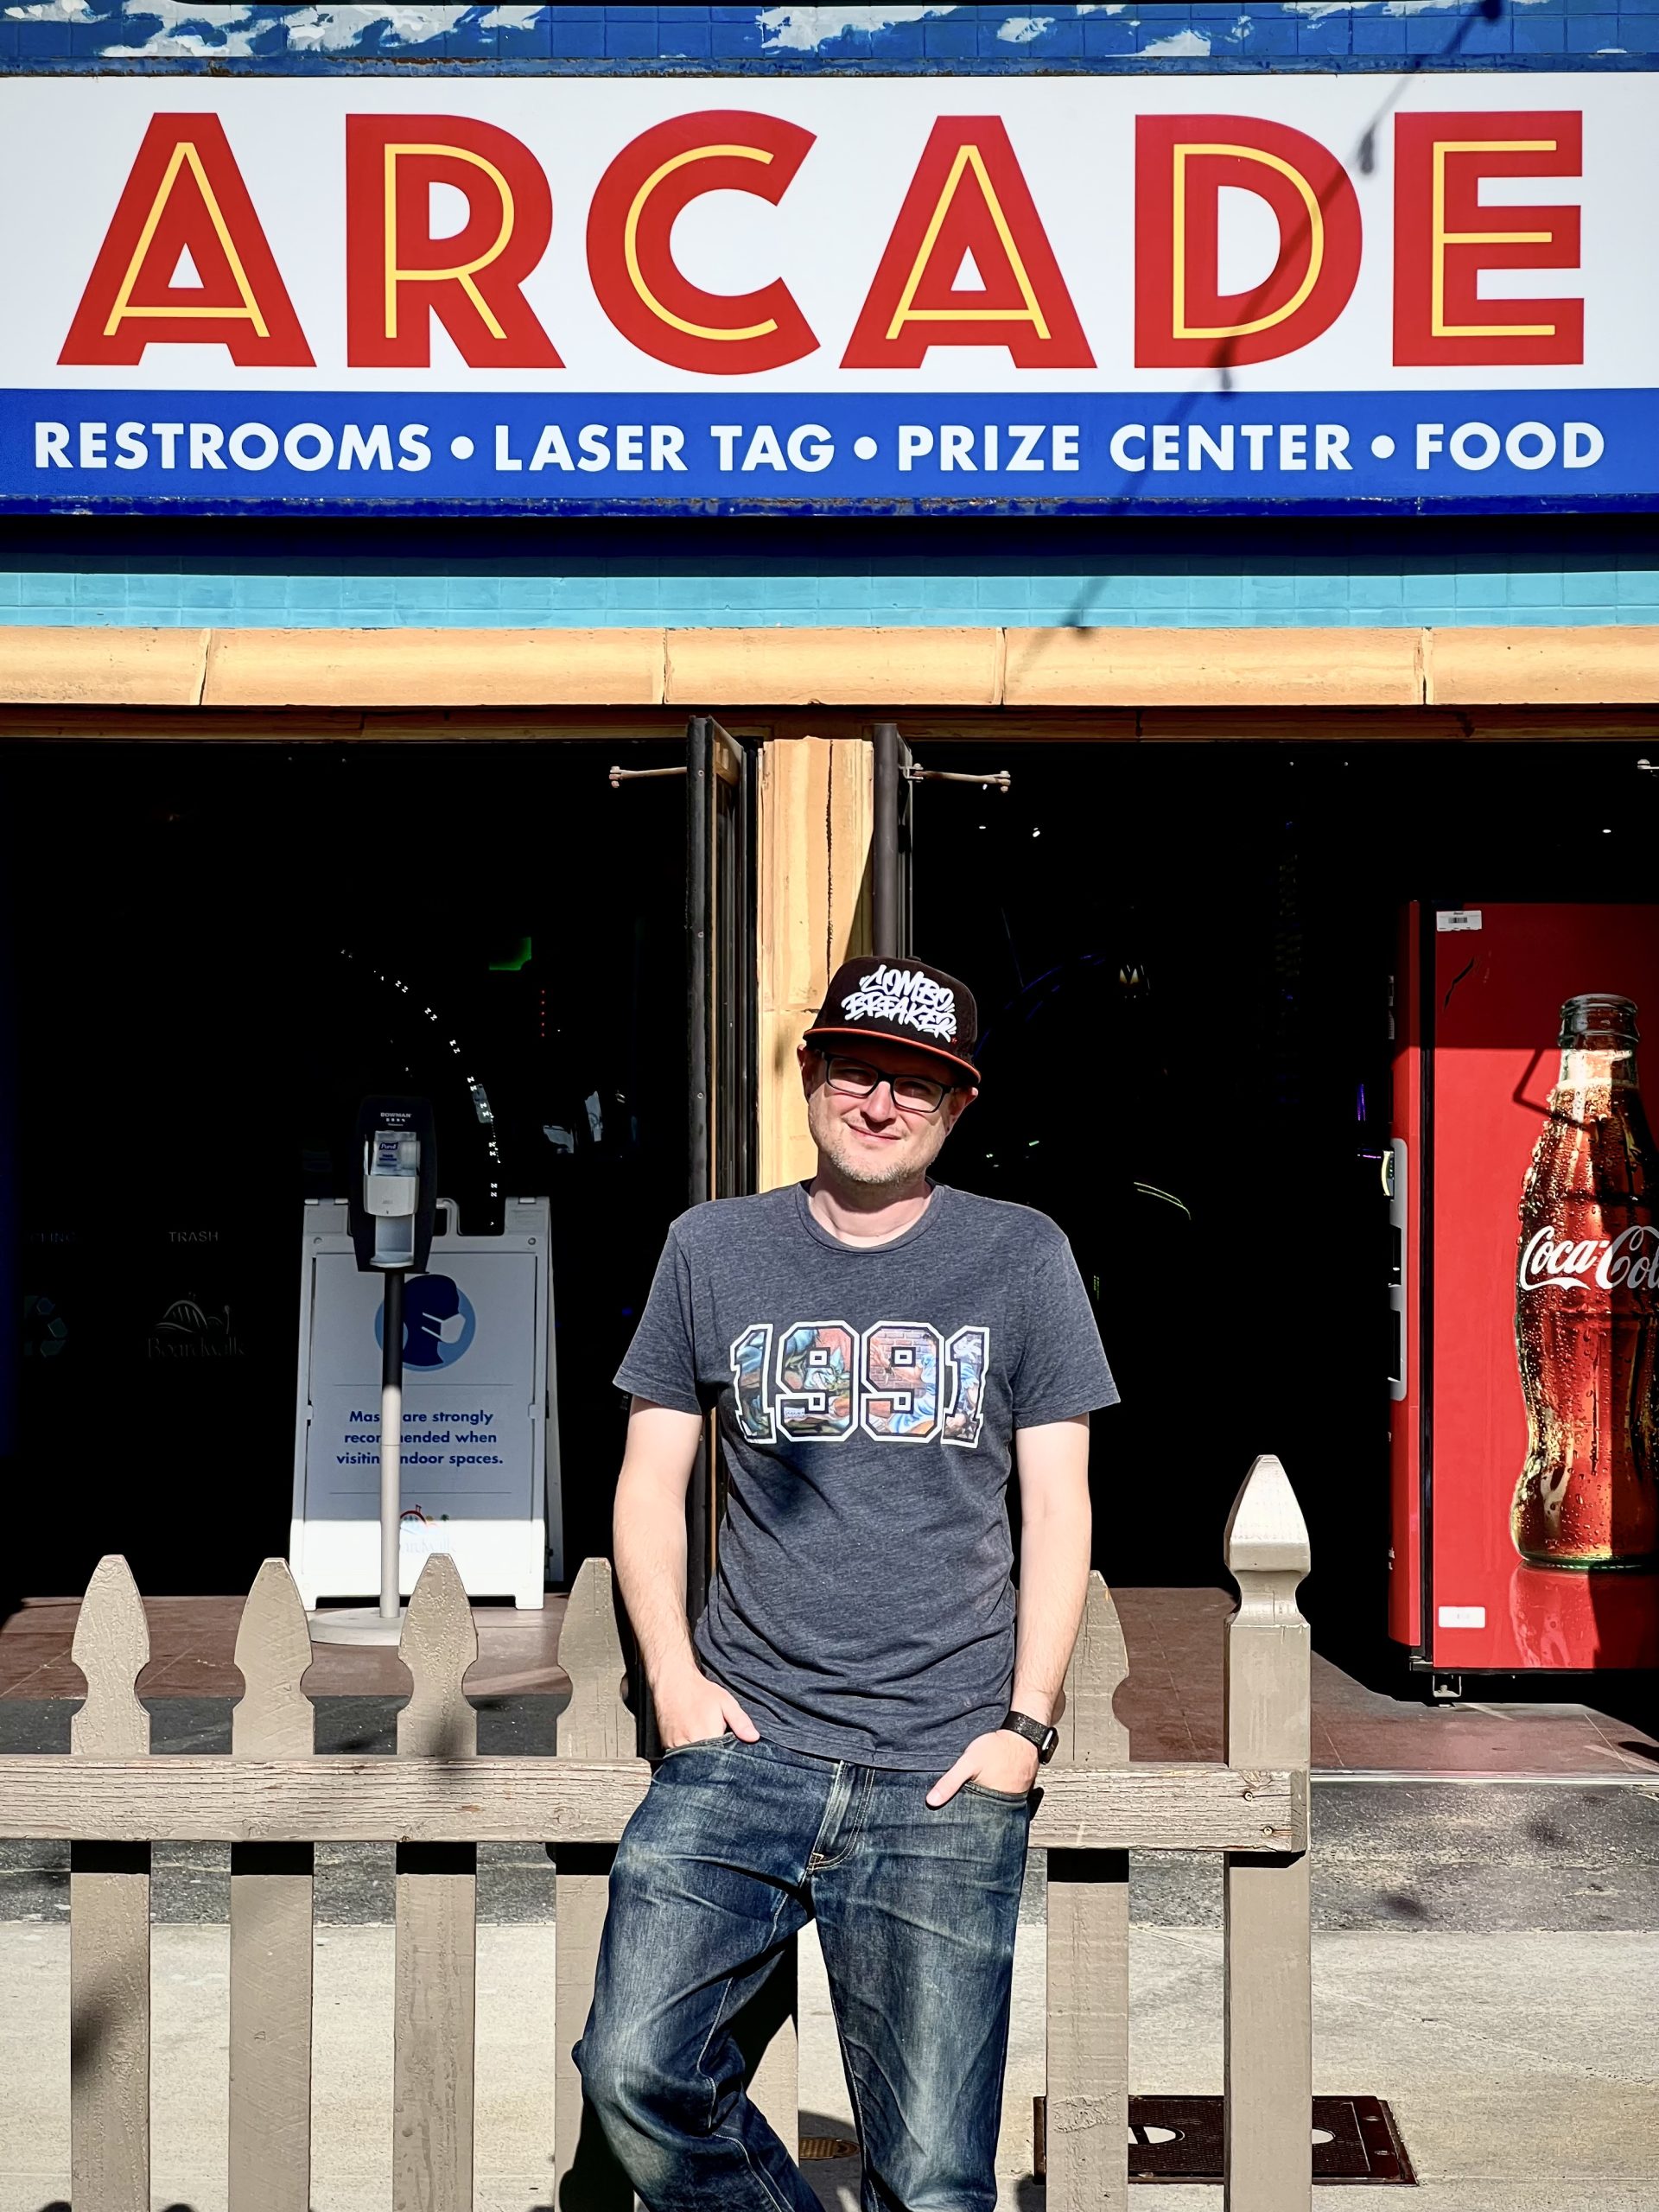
809, 1094, 942, 1188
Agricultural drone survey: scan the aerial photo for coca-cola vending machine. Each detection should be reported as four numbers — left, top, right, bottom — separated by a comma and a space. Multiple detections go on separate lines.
1391, 902, 1659, 1680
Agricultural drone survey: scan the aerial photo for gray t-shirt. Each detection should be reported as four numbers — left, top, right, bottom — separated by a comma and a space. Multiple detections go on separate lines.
614, 1180, 1117, 1770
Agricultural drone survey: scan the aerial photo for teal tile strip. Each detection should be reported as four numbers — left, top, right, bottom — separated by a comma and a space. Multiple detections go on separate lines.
3, 568, 1659, 630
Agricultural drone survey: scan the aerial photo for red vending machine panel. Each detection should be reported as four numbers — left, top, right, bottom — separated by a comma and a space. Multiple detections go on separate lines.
1393, 902, 1659, 1673
1387, 905, 1422, 1652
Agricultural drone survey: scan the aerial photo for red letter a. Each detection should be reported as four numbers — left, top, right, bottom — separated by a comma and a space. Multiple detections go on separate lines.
842, 117, 1092, 370
60, 113, 312, 367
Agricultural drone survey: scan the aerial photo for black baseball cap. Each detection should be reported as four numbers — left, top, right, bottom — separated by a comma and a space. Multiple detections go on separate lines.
803, 957, 981, 1086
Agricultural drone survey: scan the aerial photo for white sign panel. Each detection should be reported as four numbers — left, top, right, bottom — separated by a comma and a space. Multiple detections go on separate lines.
291, 1198, 557, 1609
0, 74, 1651, 508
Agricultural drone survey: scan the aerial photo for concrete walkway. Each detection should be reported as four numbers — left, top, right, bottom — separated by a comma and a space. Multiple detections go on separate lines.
2, 1885, 1655, 2210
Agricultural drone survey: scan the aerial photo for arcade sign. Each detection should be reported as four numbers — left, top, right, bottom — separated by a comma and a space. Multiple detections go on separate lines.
0, 74, 1652, 512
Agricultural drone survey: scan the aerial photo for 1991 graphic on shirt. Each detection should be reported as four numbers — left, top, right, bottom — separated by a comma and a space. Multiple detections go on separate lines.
729, 1321, 988, 1447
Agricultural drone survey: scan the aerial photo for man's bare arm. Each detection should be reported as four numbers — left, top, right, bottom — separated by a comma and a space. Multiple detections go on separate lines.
1009, 1413, 1094, 1725
612, 1397, 759, 1748
926, 1413, 1092, 1803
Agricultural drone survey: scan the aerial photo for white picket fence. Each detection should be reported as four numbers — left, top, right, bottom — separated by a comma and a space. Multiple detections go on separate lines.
0, 1452, 1312, 2211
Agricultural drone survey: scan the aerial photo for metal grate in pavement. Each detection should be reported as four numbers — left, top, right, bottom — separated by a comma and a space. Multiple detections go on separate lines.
799, 2134, 859, 2161
1032, 2094, 1416, 2183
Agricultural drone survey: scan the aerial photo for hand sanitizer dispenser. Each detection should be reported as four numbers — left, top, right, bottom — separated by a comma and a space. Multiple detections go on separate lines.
314, 1096, 438, 1642
350, 1096, 436, 1274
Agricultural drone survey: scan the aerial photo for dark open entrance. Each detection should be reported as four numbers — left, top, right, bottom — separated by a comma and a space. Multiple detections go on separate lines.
0, 735, 714, 1600
906, 733, 1659, 1670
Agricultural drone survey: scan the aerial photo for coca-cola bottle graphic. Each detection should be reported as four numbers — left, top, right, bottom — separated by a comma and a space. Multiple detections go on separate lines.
1513, 994, 1659, 1567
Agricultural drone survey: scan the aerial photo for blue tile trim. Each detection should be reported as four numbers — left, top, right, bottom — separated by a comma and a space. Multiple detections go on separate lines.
3, 1, 1655, 73
5, 594, 1649, 627
3, 518, 1656, 631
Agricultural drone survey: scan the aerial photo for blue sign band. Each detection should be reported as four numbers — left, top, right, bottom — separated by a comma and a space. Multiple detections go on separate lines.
3, 389, 1652, 513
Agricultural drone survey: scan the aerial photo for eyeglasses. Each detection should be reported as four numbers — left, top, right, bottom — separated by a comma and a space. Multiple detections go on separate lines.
823, 1054, 955, 1115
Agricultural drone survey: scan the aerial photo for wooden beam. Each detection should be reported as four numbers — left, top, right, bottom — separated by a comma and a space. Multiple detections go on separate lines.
1005, 626, 1424, 708
1427, 625, 1659, 707
0, 625, 207, 706
202, 626, 664, 707
6, 623, 1659, 716
0, 706, 701, 741
756, 734, 873, 1191
665, 626, 1002, 707
0, 1756, 1302, 1850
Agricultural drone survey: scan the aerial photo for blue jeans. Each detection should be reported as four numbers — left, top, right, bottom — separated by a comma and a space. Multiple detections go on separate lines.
575, 1731, 1032, 2212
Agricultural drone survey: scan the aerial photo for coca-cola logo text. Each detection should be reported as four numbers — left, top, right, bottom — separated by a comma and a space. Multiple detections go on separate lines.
1518, 1224, 1659, 1293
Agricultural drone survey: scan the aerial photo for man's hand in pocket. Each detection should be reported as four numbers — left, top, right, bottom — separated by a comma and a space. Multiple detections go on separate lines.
926, 1729, 1039, 1807
654, 1662, 760, 1751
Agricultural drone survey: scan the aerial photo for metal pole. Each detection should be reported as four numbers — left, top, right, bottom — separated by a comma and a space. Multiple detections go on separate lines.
379, 1268, 404, 1623
873, 721, 900, 954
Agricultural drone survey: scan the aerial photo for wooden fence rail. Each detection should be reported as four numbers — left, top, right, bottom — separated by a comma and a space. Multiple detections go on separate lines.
2, 1452, 1313, 2211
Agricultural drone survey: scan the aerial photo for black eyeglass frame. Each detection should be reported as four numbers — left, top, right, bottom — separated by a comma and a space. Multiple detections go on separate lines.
820, 1052, 963, 1115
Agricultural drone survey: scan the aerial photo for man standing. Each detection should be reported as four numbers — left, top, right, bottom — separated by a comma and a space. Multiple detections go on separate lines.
576, 956, 1117, 2211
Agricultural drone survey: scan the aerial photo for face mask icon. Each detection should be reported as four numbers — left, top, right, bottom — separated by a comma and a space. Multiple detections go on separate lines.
377, 1274, 475, 1369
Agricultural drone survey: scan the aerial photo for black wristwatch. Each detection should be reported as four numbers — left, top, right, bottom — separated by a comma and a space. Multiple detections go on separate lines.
1000, 1708, 1059, 1764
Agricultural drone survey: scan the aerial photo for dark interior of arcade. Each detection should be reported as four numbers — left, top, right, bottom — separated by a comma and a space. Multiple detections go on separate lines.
913, 737, 1659, 1675
0, 739, 689, 1600
0, 734, 1656, 1690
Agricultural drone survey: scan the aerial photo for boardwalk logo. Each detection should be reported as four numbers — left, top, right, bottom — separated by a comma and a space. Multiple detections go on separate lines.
148, 1295, 243, 1360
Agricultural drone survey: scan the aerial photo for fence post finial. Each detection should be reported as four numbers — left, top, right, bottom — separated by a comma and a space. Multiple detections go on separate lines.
558, 1555, 632, 1759
232, 1559, 315, 1759
1224, 1453, 1311, 1771
1055, 1567, 1130, 1772
397, 1552, 479, 1760
71, 1554, 150, 1758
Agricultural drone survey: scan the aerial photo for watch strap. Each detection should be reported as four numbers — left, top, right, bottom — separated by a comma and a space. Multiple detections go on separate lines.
1000, 1708, 1058, 1762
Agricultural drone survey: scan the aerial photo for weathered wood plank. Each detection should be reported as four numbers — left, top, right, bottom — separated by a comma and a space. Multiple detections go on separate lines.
71, 1845, 152, 2212
229, 1560, 315, 2212
70, 1555, 151, 2212
0, 1755, 1298, 1847
395, 1846, 478, 2212
1046, 1572, 1130, 2212
554, 1558, 636, 2210
1223, 1456, 1313, 2212
1046, 1858, 1128, 2205
395, 1555, 478, 2212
